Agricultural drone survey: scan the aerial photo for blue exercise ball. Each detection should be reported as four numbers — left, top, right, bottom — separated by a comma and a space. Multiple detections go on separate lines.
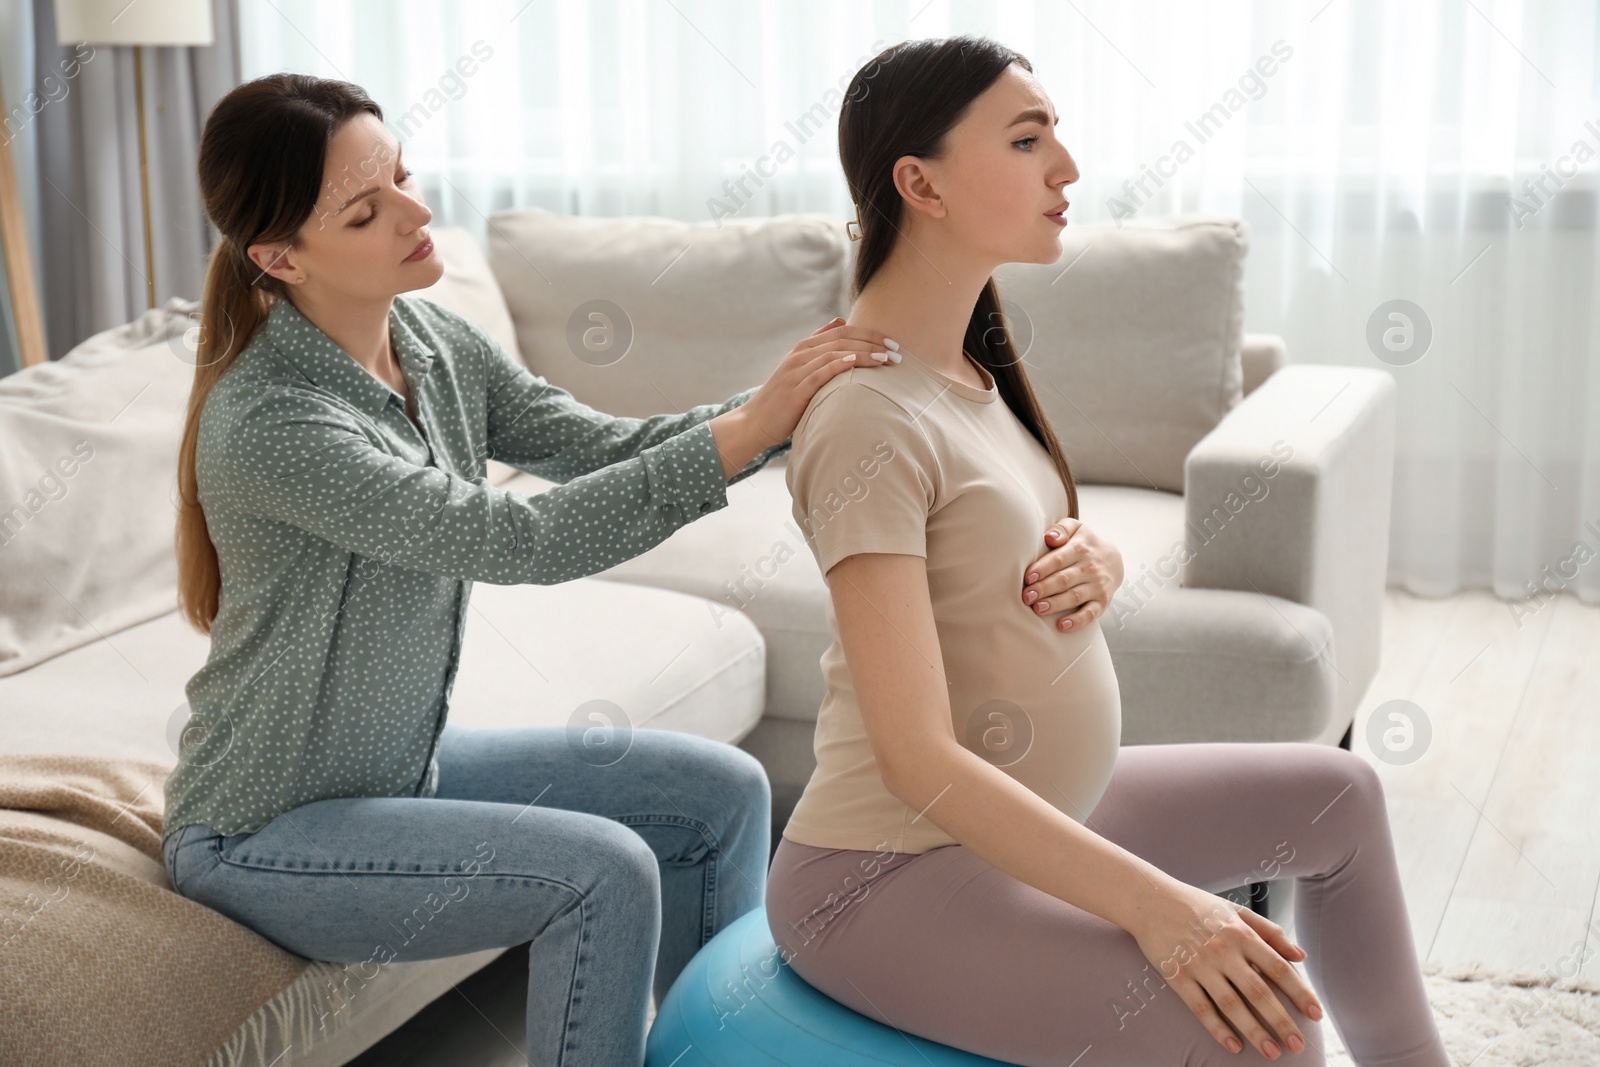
645, 905, 1019, 1065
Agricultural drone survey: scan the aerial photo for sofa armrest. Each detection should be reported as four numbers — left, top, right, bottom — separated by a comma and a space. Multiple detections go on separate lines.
1240, 333, 1285, 396
1182, 364, 1397, 734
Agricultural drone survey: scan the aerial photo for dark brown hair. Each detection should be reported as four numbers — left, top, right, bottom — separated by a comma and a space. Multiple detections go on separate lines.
176, 74, 383, 632
838, 36, 1078, 518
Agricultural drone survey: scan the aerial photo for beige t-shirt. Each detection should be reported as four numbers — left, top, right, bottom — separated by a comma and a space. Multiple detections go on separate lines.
781, 347, 1123, 855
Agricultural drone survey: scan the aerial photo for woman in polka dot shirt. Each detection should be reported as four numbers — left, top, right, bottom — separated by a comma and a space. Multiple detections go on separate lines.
160, 74, 898, 1065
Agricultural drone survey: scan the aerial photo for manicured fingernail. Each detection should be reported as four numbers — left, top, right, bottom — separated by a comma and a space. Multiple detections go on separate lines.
1226, 1037, 1242, 1054
1026, 572, 1039, 583
872, 351, 888, 361
1288, 1035, 1305, 1053
843, 353, 856, 362
1263, 1039, 1280, 1058
889, 351, 901, 363
1024, 591, 1038, 604
1063, 619, 1073, 629
884, 338, 899, 350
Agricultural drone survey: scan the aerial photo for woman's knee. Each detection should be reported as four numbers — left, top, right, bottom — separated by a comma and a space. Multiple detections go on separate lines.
653, 731, 772, 826
673, 731, 768, 787
1302, 743, 1385, 816
1282, 744, 1389, 882
576, 814, 663, 901
718, 742, 772, 814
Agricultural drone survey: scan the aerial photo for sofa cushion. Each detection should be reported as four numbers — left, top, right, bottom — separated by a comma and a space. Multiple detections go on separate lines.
450, 577, 767, 745
485, 208, 849, 417
993, 215, 1248, 493
0, 576, 766, 763
549, 464, 1333, 749
1106, 587, 1337, 745
508, 458, 832, 727
0, 300, 195, 679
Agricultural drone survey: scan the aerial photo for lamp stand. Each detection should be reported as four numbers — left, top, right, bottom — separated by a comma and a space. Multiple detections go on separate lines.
133, 43, 155, 311
0, 55, 49, 367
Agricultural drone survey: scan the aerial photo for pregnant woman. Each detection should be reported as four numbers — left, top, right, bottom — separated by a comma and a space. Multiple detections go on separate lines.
158, 74, 904, 1067
767, 36, 1452, 1067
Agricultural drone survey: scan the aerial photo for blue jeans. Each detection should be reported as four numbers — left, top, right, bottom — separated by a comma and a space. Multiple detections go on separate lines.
162, 723, 771, 1067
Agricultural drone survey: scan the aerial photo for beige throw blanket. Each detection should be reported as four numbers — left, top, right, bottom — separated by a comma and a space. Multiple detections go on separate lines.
0, 753, 312, 1066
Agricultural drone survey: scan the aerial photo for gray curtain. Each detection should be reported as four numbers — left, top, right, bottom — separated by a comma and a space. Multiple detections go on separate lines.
31, 0, 241, 361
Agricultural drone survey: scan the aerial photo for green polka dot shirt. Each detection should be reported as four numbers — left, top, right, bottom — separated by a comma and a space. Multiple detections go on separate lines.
161, 293, 790, 847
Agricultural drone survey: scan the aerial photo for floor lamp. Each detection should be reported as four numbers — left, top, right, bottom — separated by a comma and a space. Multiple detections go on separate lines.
0, 58, 48, 369
55, 0, 214, 312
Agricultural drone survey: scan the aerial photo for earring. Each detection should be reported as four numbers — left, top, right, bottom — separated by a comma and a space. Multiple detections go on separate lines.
846, 214, 863, 241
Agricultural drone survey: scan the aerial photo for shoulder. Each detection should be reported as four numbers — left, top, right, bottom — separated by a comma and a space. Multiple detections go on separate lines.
198, 367, 360, 491
795, 364, 924, 439
792, 365, 940, 461
202, 337, 300, 439
204, 330, 349, 434
787, 368, 944, 495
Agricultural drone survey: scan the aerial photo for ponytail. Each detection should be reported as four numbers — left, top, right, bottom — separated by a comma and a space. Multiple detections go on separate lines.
174, 240, 276, 632
176, 74, 383, 633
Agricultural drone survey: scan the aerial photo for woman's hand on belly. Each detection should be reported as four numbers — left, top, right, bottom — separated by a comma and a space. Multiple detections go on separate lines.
1020, 517, 1123, 631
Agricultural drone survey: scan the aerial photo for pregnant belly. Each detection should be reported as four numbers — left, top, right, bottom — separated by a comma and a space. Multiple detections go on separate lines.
944, 617, 1123, 826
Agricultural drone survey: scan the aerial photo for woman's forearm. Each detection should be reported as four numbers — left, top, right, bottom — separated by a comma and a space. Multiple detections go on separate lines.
886, 740, 1178, 936
708, 409, 779, 481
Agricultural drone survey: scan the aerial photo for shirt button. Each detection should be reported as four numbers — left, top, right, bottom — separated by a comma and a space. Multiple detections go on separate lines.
698, 502, 712, 514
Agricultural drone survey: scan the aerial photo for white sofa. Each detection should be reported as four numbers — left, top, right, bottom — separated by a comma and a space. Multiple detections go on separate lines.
468, 210, 1394, 826
0, 209, 1394, 1064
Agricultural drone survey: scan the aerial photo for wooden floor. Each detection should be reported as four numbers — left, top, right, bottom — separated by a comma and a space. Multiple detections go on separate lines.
1286, 587, 1600, 983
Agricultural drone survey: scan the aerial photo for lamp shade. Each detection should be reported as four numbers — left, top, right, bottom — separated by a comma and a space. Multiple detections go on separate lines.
54, 0, 214, 46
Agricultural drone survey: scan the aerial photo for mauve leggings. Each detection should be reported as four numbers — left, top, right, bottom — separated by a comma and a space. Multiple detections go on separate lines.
765, 742, 1451, 1067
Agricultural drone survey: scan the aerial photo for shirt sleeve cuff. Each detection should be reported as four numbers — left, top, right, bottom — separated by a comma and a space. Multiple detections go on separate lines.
644, 419, 731, 520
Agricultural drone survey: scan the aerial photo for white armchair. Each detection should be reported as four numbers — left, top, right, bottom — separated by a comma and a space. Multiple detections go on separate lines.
1179, 359, 1396, 748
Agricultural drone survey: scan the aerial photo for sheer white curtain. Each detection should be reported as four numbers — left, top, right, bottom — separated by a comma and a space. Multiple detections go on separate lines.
241, 0, 1600, 606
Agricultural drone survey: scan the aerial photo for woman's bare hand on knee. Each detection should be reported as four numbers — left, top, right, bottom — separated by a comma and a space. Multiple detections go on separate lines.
1130, 879, 1323, 1058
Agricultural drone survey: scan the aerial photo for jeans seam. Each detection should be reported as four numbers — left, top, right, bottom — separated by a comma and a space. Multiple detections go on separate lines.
615, 812, 722, 946
210, 847, 588, 899
558, 887, 589, 1066
163, 836, 179, 889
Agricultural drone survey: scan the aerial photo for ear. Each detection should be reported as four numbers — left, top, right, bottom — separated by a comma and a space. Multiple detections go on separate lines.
245, 240, 300, 286
892, 155, 946, 222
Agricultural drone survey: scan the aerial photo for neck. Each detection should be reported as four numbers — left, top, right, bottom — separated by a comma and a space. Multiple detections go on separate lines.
845, 227, 997, 379
287, 290, 397, 377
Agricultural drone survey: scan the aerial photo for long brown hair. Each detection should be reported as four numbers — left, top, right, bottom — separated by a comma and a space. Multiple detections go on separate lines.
838, 36, 1078, 518
176, 74, 383, 633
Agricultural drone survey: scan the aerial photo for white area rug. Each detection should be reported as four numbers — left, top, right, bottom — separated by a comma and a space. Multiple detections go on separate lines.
1322, 960, 1600, 1066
